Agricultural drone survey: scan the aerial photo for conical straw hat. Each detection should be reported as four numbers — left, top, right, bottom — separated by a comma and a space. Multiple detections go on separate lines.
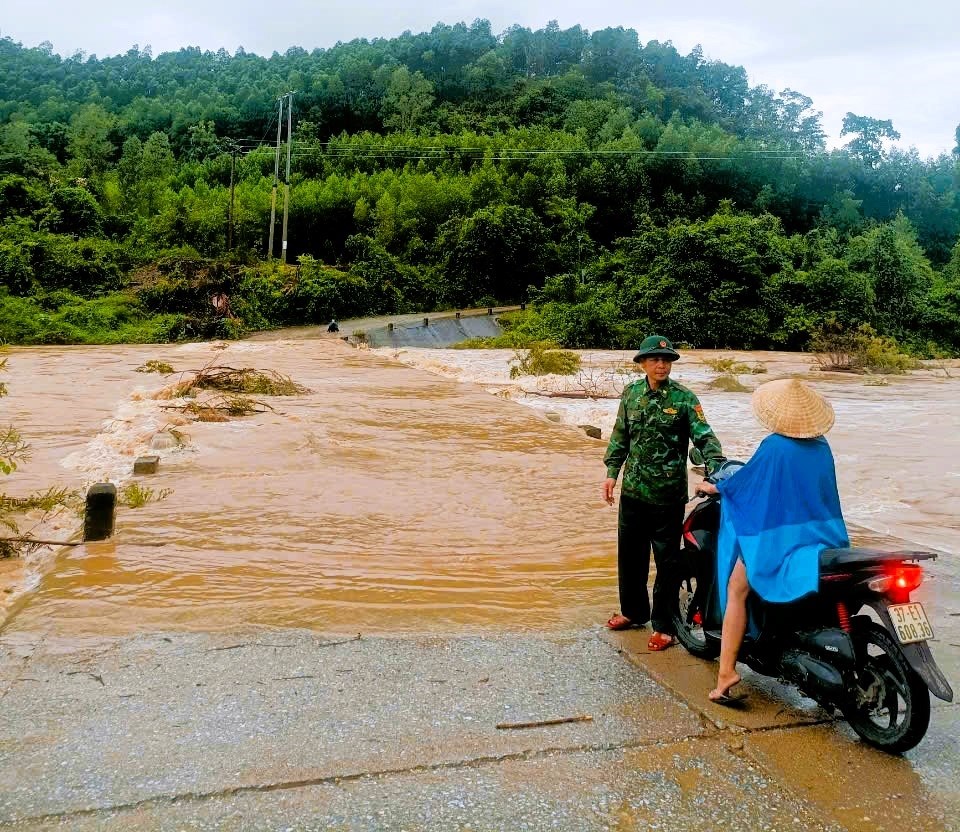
751, 378, 835, 438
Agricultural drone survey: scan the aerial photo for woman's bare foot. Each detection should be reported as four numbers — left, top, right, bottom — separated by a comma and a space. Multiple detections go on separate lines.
709, 672, 746, 704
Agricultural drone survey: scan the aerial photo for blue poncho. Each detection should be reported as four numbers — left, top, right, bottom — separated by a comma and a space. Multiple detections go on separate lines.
716, 433, 849, 613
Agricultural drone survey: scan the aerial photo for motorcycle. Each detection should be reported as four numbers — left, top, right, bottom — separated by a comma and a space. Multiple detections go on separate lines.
673, 453, 953, 753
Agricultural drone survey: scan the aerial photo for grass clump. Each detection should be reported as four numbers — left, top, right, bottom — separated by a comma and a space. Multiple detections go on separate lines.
118, 482, 172, 509
704, 357, 752, 374
707, 375, 750, 392
454, 330, 548, 349
510, 342, 581, 378
136, 360, 175, 374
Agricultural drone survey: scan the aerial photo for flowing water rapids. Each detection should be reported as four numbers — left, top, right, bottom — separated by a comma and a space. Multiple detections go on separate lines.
1, 335, 958, 650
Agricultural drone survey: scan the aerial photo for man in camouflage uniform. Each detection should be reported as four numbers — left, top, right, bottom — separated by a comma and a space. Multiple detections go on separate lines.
603, 335, 725, 649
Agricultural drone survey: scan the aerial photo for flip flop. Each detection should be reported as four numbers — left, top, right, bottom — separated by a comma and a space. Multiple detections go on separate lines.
606, 614, 638, 631
709, 682, 748, 705
647, 632, 675, 651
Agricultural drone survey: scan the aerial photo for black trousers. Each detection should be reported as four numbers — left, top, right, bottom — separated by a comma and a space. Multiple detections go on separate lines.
617, 494, 685, 634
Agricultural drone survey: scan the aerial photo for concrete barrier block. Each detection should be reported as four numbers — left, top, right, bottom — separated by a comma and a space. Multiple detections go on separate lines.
83, 483, 117, 542
134, 455, 160, 475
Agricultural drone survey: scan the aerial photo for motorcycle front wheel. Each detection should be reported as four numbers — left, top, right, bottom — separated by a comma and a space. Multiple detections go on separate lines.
672, 573, 719, 659
841, 620, 931, 753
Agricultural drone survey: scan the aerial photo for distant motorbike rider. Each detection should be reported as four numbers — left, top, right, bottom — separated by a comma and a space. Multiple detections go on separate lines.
327, 319, 340, 333
602, 335, 725, 650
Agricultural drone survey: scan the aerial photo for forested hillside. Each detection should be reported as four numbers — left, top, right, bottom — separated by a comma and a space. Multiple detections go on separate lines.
1, 20, 959, 352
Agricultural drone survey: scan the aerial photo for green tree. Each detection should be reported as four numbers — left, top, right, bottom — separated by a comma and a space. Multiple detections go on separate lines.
382, 67, 435, 132
66, 104, 116, 177
435, 204, 549, 305
845, 213, 934, 337
841, 113, 900, 167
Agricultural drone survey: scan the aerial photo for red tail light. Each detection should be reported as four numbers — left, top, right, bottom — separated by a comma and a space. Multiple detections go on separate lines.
890, 564, 923, 592
682, 517, 697, 548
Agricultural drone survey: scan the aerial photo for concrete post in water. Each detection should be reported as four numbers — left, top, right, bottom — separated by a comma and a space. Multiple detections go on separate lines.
134, 455, 160, 475
456, 312, 461, 319
488, 307, 494, 315
84, 483, 117, 542
521, 303, 526, 311
387, 322, 394, 332
423, 317, 429, 327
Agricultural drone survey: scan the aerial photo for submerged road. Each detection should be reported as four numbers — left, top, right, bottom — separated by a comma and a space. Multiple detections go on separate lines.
0, 337, 956, 830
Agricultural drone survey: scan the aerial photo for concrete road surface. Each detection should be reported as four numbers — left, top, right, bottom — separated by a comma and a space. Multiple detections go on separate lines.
0, 627, 956, 831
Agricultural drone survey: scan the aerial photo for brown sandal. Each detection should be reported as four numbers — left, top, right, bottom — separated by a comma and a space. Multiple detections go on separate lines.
647, 632, 675, 651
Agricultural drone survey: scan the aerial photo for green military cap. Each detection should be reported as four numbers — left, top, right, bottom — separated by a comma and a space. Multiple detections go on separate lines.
632, 334, 680, 363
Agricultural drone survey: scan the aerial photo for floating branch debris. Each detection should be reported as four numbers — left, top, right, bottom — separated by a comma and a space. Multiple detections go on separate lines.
160, 394, 275, 421
174, 365, 310, 397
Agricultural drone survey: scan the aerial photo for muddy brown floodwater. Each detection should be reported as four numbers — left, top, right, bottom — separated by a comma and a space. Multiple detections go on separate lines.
0, 339, 958, 654
0, 339, 615, 642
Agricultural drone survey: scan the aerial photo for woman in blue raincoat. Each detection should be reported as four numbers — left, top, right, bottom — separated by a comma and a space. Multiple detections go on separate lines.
697, 379, 848, 703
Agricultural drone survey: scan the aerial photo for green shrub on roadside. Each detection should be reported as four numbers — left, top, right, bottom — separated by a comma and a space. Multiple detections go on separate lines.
811, 321, 918, 375
453, 330, 552, 349
509, 342, 581, 377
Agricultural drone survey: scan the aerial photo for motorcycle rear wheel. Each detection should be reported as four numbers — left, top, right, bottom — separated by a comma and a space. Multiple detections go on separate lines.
672, 574, 719, 659
841, 620, 930, 753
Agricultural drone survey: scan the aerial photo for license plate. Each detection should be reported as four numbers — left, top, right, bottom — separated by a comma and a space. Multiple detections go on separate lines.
889, 603, 934, 644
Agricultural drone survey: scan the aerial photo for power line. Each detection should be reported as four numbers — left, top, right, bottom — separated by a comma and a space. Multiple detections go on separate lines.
224, 139, 816, 161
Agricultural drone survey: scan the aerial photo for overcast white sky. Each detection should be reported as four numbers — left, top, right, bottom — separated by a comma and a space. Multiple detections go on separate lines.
2, 0, 958, 158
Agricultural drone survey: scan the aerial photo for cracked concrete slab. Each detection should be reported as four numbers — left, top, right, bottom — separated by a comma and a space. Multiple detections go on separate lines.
10, 738, 843, 832
0, 630, 705, 825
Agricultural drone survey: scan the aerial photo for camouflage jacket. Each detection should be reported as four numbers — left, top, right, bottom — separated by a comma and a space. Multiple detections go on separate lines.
604, 377, 725, 505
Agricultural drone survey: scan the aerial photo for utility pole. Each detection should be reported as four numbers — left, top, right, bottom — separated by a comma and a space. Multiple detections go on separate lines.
226, 139, 238, 252
267, 95, 284, 259
280, 91, 294, 264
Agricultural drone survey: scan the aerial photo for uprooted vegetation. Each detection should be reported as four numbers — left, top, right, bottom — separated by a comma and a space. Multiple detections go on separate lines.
154, 363, 310, 424
166, 365, 310, 398
527, 362, 640, 400
703, 357, 767, 375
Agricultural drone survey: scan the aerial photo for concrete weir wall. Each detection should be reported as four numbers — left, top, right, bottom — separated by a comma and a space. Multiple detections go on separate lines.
366, 314, 503, 348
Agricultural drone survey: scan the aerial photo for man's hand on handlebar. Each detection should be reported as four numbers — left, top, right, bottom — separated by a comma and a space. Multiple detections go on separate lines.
696, 481, 719, 497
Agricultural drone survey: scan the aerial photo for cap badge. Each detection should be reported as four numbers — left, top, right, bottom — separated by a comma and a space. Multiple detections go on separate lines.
659, 340, 666, 347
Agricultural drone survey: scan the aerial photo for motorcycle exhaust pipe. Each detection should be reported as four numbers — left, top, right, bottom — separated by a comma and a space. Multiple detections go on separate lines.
780, 650, 844, 697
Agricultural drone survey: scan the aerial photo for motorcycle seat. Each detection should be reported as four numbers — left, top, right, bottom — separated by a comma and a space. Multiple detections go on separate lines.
819, 546, 937, 569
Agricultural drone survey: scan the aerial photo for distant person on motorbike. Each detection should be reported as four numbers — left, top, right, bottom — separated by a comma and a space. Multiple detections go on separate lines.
327, 319, 340, 333
603, 335, 726, 651
697, 378, 848, 703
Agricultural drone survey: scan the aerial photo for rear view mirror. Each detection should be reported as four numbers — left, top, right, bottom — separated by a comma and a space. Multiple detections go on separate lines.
688, 447, 705, 466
